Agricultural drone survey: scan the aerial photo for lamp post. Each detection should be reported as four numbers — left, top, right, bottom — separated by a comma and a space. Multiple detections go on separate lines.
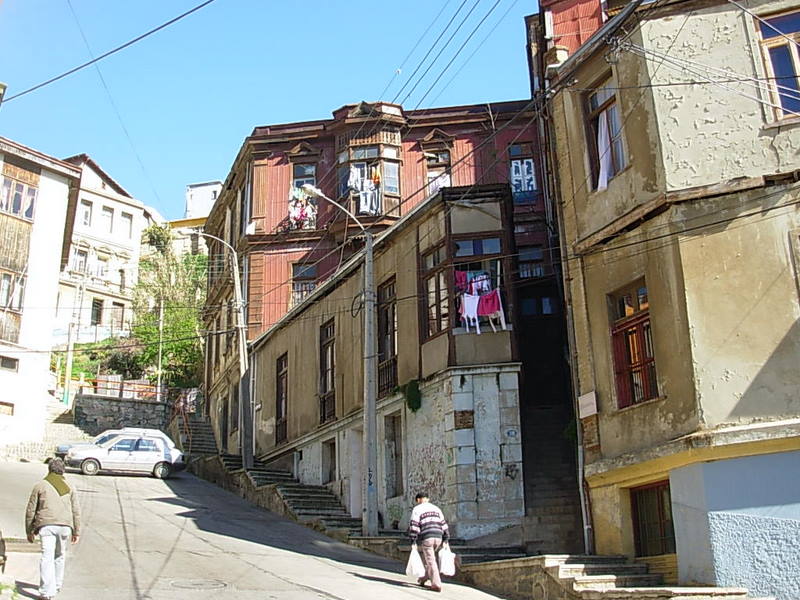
197, 231, 253, 470
302, 184, 378, 537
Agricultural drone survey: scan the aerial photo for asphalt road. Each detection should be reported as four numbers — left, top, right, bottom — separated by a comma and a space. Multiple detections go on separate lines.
1, 462, 507, 600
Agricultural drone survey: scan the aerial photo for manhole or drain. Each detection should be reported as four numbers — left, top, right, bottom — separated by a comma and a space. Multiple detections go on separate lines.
170, 579, 227, 590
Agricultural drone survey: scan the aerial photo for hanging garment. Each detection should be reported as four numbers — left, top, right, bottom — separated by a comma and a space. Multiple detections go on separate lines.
477, 289, 507, 332
468, 271, 492, 295
454, 270, 468, 293
596, 111, 611, 191
460, 293, 481, 335
372, 166, 381, 187
359, 179, 379, 215
348, 165, 361, 191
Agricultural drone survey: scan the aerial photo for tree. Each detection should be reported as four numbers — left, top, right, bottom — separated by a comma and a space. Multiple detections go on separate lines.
132, 224, 207, 388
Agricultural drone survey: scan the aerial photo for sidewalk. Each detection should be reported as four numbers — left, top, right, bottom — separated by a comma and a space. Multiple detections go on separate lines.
0, 544, 39, 599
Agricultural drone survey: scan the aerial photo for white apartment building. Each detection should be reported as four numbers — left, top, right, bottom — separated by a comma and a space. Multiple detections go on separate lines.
54, 155, 146, 344
184, 180, 221, 219
0, 137, 79, 447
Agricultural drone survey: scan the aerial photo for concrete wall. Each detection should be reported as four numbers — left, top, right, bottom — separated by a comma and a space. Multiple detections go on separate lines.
73, 394, 168, 435
671, 450, 800, 600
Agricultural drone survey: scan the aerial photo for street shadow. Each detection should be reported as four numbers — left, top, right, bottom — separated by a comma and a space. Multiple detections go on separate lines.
349, 572, 418, 587
13, 580, 39, 599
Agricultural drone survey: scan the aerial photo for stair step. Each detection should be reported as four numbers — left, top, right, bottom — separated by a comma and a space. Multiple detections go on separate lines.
578, 587, 749, 600
559, 563, 650, 577
572, 574, 665, 589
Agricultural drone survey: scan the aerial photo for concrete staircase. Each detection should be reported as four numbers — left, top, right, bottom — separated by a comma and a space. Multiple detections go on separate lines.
183, 414, 218, 456
523, 405, 583, 554
0, 399, 93, 462
544, 555, 751, 600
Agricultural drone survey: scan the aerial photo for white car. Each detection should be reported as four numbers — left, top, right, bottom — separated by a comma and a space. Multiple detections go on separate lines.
65, 432, 184, 479
55, 427, 177, 459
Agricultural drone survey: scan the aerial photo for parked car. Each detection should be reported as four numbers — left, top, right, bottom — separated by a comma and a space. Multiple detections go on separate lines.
65, 432, 185, 479
55, 427, 177, 459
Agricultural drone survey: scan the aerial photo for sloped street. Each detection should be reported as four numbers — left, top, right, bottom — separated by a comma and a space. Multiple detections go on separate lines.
4, 463, 506, 600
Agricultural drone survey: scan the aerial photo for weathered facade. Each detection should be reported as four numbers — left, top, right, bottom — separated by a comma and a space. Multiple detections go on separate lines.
533, 0, 800, 597
203, 99, 581, 547
0, 137, 79, 447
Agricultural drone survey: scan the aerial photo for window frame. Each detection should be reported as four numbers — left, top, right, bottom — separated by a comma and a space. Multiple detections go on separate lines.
80, 200, 93, 227
0, 176, 37, 221
337, 144, 401, 215
610, 280, 658, 409
90, 298, 104, 326
377, 277, 397, 397
630, 480, 676, 557
425, 148, 452, 197
101, 206, 114, 234
508, 143, 538, 204
756, 10, 800, 119
276, 353, 288, 444
319, 319, 336, 424
585, 77, 627, 190
290, 263, 317, 308
420, 244, 450, 340
0, 355, 19, 372
121, 212, 133, 239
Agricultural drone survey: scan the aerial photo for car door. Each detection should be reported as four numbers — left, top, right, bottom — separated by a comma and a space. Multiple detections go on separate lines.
131, 438, 162, 472
105, 437, 137, 471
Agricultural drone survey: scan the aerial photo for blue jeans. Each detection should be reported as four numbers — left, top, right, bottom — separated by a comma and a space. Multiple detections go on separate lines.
39, 525, 71, 597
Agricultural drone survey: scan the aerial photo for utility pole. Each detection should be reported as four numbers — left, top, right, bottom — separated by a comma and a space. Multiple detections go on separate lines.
62, 271, 87, 405
155, 296, 164, 403
362, 231, 378, 536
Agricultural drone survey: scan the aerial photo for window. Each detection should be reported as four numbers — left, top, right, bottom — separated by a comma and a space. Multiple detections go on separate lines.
97, 257, 109, 277
0, 402, 14, 415
91, 298, 103, 326
322, 438, 336, 484
0, 177, 37, 221
426, 150, 452, 197
385, 413, 403, 498
121, 212, 133, 238
377, 278, 397, 397
119, 269, 127, 292
519, 246, 546, 278
80, 200, 93, 227
453, 237, 505, 330
509, 143, 537, 204
587, 79, 626, 191
135, 439, 161, 452
101, 206, 114, 234
110, 438, 136, 452
230, 385, 240, 432
0, 355, 19, 372
276, 353, 288, 444
611, 280, 658, 408
289, 165, 318, 230
292, 163, 316, 189
337, 145, 400, 216
74, 249, 88, 273
421, 245, 449, 338
631, 481, 676, 557
290, 264, 317, 308
111, 302, 125, 331
319, 319, 336, 424
758, 11, 800, 116
0, 272, 24, 311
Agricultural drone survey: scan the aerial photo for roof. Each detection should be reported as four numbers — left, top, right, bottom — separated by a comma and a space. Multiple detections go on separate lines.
62, 153, 133, 198
0, 136, 81, 179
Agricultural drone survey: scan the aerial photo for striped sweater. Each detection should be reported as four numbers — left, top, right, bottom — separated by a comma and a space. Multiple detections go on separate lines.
408, 501, 449, 542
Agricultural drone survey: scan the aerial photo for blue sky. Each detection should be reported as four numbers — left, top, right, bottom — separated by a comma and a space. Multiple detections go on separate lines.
0, 0, 537, 219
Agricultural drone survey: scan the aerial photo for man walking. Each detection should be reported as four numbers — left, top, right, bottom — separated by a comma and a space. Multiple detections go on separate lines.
408, 492, 449, 592
25, 458, 81, 600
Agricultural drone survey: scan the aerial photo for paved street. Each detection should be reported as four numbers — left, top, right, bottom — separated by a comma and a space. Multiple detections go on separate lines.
1, 462, 506, 600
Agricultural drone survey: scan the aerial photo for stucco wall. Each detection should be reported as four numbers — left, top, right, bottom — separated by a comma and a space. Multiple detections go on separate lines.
671, 450, 800, 600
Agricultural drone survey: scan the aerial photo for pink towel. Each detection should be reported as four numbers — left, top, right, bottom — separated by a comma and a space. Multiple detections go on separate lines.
477, 289, 501, 316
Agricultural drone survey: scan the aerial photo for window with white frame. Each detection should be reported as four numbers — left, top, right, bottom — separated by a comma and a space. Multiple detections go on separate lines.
757, 11, 800, 117
426, 149, 452, 197
509, 143, 537, 204
80, 200, 93, 227
0, 272, 24, 311
337, 145, 400, 216
587, 78, 626, 191
101, 206, 114, 234
121, 212, 133, 239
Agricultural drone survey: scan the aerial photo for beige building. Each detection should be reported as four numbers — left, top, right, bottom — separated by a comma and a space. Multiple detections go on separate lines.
55, 155, 146, 344
532, 0, 800, 597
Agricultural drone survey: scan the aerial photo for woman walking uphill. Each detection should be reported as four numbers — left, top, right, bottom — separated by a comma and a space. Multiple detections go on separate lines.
408, 492, 449, 592
25, 458, 81, 600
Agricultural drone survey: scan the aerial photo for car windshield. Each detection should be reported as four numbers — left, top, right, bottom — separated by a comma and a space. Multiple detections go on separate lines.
94, 433, 117, 445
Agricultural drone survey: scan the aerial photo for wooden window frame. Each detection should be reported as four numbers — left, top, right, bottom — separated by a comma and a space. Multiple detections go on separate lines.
631, 480, 676, 557
337, 144, 401, 215
756, 10, 800, 119
610, 280, 658, 408
452, 233, 505, 329
377, 277, 397, 397
319, 319, 336, 424
585, 77, 627, 189
420, 244, 450, 340
518, 245, 547, 278
0, 176, 37, 222
508, 143, 538, 204
276, 353, 288, 444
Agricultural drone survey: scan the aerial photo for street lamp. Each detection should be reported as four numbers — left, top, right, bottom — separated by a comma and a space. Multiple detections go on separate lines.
302, 184, 379, 537
197, 231, 254, 470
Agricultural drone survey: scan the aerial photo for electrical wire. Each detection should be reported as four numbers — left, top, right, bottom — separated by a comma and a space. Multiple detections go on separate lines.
1, 0, 219, 105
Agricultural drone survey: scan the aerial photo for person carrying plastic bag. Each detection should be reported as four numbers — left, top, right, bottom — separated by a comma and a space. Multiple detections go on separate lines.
407, 492, 449, 592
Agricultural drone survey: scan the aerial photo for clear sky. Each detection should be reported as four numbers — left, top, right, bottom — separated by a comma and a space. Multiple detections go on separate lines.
0, 0, 537, 219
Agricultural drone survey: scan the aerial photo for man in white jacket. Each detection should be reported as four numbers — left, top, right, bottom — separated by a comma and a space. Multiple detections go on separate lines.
408, 492, 449, 592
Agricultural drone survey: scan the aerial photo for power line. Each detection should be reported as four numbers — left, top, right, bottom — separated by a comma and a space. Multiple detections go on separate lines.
1, 0, 219, 104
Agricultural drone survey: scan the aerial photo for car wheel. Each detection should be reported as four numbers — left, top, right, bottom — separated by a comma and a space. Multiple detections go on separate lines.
81, 459, 100, 476
153, 462, 171, 479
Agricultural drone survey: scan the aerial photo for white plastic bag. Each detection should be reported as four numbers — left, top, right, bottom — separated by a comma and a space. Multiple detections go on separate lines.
406, 543, 426, 578
438, 542, 456, 576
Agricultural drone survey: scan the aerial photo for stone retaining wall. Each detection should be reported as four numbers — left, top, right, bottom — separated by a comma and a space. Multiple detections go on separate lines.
73, 394, 169, 435
458, 556, 568, 600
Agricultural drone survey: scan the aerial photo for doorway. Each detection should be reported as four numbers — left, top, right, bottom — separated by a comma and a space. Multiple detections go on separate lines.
348, 428, 363, 518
